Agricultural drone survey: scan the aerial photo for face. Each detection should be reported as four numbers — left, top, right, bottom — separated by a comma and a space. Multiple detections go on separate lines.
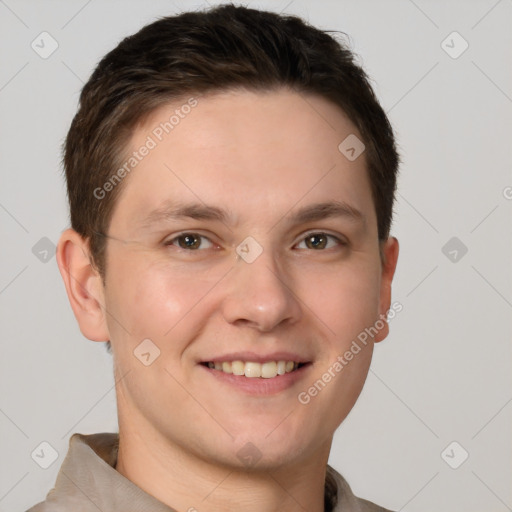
99, 89, 397, 470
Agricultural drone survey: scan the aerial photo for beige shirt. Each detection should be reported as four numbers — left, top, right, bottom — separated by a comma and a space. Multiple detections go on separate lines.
26, 433, 393, 512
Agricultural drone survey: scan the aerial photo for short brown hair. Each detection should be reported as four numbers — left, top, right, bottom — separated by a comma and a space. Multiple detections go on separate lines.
64, 3, 399, 278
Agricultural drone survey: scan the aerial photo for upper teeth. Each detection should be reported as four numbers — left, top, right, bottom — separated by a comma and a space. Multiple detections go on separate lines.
207, 360, 299, 378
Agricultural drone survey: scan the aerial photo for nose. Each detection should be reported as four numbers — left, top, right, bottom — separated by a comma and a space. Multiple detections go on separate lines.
221, 247, 302, 332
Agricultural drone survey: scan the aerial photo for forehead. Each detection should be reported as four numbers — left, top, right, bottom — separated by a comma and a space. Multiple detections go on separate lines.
110, 89, 376, 234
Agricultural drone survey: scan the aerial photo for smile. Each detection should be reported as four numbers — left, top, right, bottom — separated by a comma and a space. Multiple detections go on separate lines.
202, 360, 305, 378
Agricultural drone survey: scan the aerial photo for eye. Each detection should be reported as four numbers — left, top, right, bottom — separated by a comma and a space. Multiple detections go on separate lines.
296, 232, 345, 250
165, 232, 214, 250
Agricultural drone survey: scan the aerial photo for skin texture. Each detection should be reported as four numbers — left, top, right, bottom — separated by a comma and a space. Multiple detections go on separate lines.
57, 89, 399, 512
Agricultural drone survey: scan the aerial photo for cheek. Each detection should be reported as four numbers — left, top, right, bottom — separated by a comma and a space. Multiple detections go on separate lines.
293, 256, 382, 343
104, 254, 232, 354
104, 258, 203, 340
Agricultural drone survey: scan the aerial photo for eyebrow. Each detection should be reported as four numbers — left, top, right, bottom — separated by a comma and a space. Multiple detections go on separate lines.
137, 201, 231, 229
137, 199, 365, 230
288, 201, 365, 225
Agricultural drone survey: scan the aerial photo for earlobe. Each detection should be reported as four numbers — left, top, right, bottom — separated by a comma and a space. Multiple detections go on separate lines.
56, 228, 110, 342
374, 236, 399, 343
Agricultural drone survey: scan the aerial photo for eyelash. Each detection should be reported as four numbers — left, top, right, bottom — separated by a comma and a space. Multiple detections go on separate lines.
163, 232, 347, 252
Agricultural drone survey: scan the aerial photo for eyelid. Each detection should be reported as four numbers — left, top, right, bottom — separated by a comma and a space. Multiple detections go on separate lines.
299, 229, 348, 244
162, 230, 347, 251
294, 230, 348, 248
163, 231, 220, 250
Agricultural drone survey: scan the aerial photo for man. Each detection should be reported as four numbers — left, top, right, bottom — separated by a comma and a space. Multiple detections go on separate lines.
28, 4, 400, 511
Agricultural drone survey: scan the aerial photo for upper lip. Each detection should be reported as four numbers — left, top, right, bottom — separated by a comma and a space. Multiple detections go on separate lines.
199, 351, 312, 364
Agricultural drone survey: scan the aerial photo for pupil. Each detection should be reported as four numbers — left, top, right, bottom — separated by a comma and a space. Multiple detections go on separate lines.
180, 234, 199, 249
308, 234, 326, 249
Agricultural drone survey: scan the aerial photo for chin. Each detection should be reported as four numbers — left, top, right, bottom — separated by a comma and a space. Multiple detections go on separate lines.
229, 428, 319, 470
218, 443, 310, 473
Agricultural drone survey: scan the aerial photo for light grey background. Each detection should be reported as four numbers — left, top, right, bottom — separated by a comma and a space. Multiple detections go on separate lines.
1, 1, 511, 511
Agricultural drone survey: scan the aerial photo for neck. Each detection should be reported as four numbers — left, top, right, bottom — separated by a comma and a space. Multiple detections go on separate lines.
115, 420, 331, 512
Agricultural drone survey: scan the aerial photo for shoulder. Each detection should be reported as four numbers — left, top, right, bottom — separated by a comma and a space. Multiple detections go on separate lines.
327, 464, 395, 512
357, 497, 395, 512
24, 432, 121, 512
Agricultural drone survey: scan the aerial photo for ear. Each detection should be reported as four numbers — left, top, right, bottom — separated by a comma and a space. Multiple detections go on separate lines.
56, 228, 110, 342
374, 236, 399, 343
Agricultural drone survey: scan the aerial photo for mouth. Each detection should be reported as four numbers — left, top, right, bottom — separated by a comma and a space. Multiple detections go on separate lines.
200, 360, 308, 379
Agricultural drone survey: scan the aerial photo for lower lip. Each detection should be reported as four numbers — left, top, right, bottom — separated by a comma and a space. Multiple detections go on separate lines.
199, 363, 312, 396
